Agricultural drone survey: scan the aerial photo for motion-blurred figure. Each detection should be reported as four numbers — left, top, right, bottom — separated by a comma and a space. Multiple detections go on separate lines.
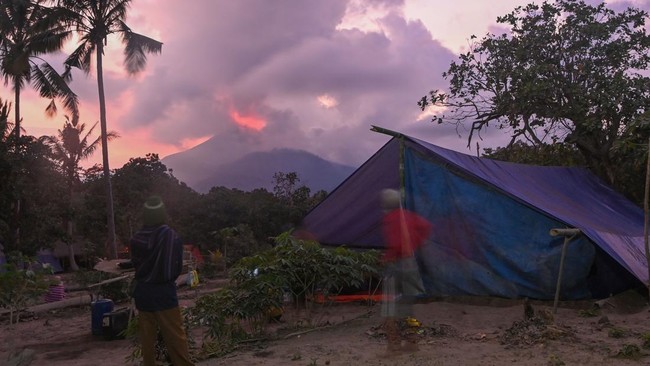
380, 189, 431, 355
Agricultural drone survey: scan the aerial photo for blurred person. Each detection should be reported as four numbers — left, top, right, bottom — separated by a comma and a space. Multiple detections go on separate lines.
380, 188, 431, 355
130, 196, 194, 366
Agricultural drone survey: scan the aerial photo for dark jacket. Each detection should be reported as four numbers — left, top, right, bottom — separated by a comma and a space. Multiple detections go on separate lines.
130, 225, 184, 311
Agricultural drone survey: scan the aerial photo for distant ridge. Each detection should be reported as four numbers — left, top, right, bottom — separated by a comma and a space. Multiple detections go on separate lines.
163, 147, 355, 194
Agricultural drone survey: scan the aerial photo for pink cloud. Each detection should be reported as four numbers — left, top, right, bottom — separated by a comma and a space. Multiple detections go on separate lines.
15, 0, 641, 175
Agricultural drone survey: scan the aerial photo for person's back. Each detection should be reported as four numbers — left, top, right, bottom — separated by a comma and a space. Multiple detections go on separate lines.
130, 196, 194, 366
382, 208, 431, 262
131, 224, 182, 311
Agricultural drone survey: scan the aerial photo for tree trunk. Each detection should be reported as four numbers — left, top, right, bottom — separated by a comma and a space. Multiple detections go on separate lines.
14, 80, 20, 140
67, 220, 79, 272
643, 139, 650, 295
12, 81, 20, 250
67, 179, 79, 271
96, 44, 118, 259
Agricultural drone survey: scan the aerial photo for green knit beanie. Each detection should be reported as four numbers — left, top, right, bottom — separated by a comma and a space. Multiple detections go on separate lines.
142, 195, 167, 226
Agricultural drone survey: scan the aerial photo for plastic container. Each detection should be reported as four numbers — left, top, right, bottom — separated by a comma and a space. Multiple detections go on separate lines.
91, 299, 114, 335
102, 308, 130, 340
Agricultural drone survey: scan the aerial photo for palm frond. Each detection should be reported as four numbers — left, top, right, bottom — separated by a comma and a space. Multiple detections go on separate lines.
64, 39, 94, 74
45, 99, 57, 118
107, 130, 119, 140
120, 21, 162, 74
105, 0, 130, 27
81, 135, 101, 159
0, 98, 13, 140
122, 33, 163, 74
31, 63, 57, 99
29, 30, 72, 55
0, 0, 73, 127
41, 62, 79, 120
32, 63, 80, 120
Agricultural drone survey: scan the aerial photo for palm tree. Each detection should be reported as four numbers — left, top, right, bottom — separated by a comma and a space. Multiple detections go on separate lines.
41, 116, 118, 270
0, 98, 13, 142
58, 0, 162, 259
0, 0, 79, 139
0, 0, 79, 250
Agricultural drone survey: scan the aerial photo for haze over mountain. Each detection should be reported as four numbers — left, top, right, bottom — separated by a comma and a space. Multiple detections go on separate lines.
162, 135, 356, 193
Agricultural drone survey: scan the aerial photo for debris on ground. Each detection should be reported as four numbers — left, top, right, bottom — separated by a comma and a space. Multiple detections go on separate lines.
499, 311, 572, 347
365, 317, 457, 342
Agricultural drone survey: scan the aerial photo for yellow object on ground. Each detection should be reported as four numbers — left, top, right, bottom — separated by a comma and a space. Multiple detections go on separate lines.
406, 317, 421, 327
188, 270, 199, 288
267, 306, 283, 320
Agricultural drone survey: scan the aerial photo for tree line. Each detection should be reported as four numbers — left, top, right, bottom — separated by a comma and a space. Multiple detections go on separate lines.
1, 0, 162, 259
0, 107, 325, 269
0, 1, 326, 269
5, 0, 650, 270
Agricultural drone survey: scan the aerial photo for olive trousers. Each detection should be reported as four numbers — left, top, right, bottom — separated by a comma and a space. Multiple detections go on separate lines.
138, 307, 194, 366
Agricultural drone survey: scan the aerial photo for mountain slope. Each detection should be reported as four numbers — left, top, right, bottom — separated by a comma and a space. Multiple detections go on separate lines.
163, 147, 355, 194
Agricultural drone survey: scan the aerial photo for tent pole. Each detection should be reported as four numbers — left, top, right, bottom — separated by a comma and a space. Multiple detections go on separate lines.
549, 228, 581, 314
370, 125, 407, 201
370, 125, 405, 139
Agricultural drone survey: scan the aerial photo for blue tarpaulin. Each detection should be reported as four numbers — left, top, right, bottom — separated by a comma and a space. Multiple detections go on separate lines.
302, 132, 645, 300
37, 248, 64, 273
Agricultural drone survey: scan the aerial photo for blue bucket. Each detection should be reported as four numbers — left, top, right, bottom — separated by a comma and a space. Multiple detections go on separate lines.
91, 299, 114, 335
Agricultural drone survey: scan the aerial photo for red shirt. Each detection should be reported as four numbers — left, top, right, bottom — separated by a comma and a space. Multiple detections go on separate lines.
382, 208, 432, 262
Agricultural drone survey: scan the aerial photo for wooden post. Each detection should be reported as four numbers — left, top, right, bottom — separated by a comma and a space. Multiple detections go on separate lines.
549, 228, 581, 314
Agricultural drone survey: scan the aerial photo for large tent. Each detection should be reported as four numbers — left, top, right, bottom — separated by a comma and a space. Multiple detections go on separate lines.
302, 127, 646, 300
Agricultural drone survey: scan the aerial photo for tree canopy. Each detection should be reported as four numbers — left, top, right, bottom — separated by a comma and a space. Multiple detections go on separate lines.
57, 0, 163, 259
0, 1, 325, 267
418, 0, 650, 189
0, 0, 78, 137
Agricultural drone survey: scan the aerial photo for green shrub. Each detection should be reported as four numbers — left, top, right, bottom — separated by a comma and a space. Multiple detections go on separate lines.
230, 232, 380, 310
640, 332, 650, 349
0, 261, 51, 324
577, 308, 599, 317
548, 354, 565, 366
73, 270, 131, 302
608, 327, 627, 339
191, 232, 381, 352
616, 344, 642, 359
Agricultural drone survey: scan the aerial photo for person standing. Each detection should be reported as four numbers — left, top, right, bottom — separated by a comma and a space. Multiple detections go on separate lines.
380, 189, 431, 355
130, 196, 194, 366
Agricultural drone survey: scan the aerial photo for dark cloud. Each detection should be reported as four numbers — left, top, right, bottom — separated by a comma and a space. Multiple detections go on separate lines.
103, 0, 460, 167
38, 0, 648, 169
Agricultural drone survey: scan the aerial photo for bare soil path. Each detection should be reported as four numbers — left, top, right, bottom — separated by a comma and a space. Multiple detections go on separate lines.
2, 278, 650, 366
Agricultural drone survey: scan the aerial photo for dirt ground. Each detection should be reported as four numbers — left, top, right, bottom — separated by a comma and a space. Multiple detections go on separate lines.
2, 277, 650, 366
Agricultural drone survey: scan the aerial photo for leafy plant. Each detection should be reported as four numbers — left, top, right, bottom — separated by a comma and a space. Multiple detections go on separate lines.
0, 260, 51, 324
615, 344, 642, 359
73, 270, 130, 301
608, 327, 627, 339
191, 232, 381, 355
640, 332, 650, 349
577, 308, 599, 318
548, 354, 565, 366
199, 250, 225, 279
231, 232, 380, 311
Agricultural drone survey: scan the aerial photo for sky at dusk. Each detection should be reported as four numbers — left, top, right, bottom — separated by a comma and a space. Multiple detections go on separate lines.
10, 0, 650, 170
